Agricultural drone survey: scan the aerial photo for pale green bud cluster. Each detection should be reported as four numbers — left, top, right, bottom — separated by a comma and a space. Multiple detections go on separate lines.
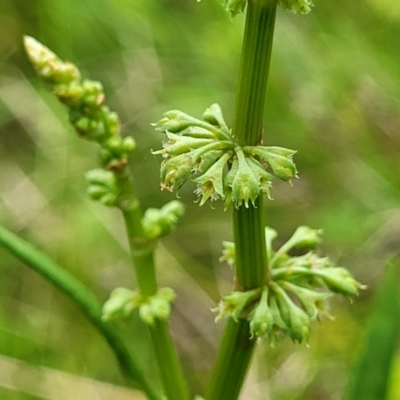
142, 200, 185, 239
24, 37, 137, 209
153, 104, 297, 208
102, 288, 141, 321
215, 226, 365, 343
278, 0, 314, 14
216, 0, 314, 17
218, 0, 247, 17
102, 287, 176, 325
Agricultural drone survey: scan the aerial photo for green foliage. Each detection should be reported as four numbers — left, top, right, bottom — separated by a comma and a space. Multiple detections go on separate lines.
346, 259, 400, 400
0, 0, 398, 399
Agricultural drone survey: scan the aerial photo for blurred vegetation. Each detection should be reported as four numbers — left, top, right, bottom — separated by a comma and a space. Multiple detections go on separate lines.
0, 0, 399, 399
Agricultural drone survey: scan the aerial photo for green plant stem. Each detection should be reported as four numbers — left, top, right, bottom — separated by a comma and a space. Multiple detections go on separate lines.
121, 192, 190, 400
206, 1, 277, 399
0, 224, 161, 400
205, 319, 255, 399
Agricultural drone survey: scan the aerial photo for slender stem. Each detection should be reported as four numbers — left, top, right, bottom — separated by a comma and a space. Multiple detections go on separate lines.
205, 319, 255, 399
121, 195, 190, 400
0, 224, 161, 400
232, 0, 277, 147
206, 1, 277, 399
233, 197, 268, 289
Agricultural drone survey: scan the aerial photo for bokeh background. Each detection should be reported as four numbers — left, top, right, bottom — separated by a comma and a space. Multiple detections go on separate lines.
1, 0, 400, 399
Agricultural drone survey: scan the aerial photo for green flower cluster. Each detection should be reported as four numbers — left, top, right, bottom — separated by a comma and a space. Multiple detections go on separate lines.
142, 200, 186, 239
278, 0, 314, 14
153, 104, 297, 208
102, 287, 176, 326
216, 226, 365, 343
217, 0, 314, 17
24, 37, 137, 208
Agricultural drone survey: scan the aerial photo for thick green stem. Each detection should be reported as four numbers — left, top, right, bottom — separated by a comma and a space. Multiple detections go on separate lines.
206, 1, 277, 399
0, 224, 161, 400
232, 0, 277, 147
233, 197, 268, 289
121, 198, 190, 400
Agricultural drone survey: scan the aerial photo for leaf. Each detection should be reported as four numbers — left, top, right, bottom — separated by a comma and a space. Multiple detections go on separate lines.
346, 258, 400, 400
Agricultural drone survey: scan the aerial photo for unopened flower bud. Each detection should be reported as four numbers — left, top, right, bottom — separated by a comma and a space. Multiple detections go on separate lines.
315, 267, 366, 296
220, 241, 235, 268
232, 149, 260, 208
139, 303, 155, 325
202, 103, 228, 132
246, 146, 297, 181
249, 288, 274, 339
142, 200, 185, 238
193, 151, 232, 205
56, 82, 84, 107
152, 110, 212, 134
278, 0, 314, 15
24, 36, 81, 84
218, 0, 247, 17
284, 226, 323, 251
280, 281, 331, 318
160, 153, 194, 192
271, 282, 311, 343
86, 169, 119, 206
102, 288, 141, 321
214, 288, 261, 322
139, 288, 176, 325
153, 132, 212, 157
81, 80, 105, 108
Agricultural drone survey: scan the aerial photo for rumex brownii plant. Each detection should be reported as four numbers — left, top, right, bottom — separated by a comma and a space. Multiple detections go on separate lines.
0, 1, 366, 400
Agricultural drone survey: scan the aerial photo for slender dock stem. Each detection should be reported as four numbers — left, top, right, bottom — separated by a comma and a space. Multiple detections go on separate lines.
0, 224, 162, 400
206, 1, 277, 399
121, 200, 191, 400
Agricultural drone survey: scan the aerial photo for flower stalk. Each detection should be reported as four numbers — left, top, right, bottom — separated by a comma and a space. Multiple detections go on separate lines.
206, 1, 277, 399
23, 36, 190, 400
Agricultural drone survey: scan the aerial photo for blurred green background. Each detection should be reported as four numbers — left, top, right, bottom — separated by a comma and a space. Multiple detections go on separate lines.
1, 0, 400, 399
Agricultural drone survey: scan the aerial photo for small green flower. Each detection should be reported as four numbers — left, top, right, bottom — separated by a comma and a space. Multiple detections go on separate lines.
138, 288, 176, 325
218, 0, 247, 17
220, 241, 235, 268
249, 288, 274, 339
153, 132, 213, 157
102, 288, 141, 321
222, 157, 239, 208
279, 280, 331, 318
152, 110, 215, 134
278, 0, 314, 15
193, 151, 232, 205
271, 282, 311, 343
160, 153, 194, 192
24, 36, 81, 84
245, 146, 297, 181
86, 169, 120, 206
214, 288, 261, 322
246, 157, 274, 199
202, 103, 229, 134
232, 148, 260, 208
142, 200, 185, 239
315, 267, 367, 296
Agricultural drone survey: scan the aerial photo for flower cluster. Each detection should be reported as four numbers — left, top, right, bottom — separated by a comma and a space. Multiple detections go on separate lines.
216, 226, 365, 343
142, 200, 186, 239
24, 36, 136, 208
217, 0, 314, 17
278, 0, 314, 14
153, 104, 297, 208
102, 287, 176, 326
